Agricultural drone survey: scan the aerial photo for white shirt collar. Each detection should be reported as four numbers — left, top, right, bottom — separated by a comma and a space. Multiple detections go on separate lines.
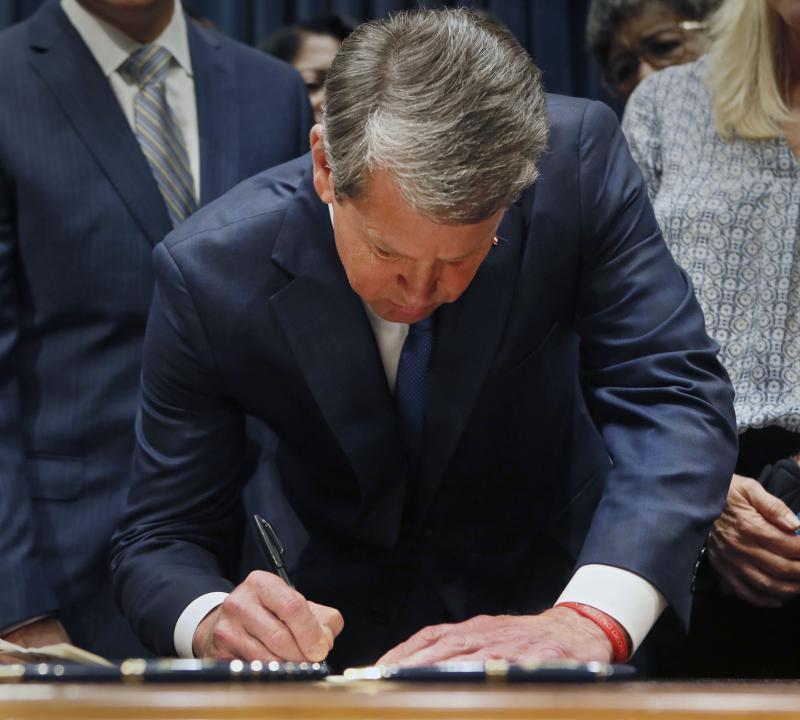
60, 0, 193, 78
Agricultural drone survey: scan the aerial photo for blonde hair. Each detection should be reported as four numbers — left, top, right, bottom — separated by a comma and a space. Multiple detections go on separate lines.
706, 0, 794, 139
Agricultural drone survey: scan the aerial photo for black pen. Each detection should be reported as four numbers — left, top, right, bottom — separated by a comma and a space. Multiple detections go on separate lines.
252, 514, 330, 672
253, 514, 293, 587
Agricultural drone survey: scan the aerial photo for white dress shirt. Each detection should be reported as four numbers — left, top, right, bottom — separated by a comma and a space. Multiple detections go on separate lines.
174, 205, 666, 658
61, 0, 200, 200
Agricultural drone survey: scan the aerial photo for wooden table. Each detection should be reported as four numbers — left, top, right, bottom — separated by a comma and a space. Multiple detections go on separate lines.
2, 681, 800, 719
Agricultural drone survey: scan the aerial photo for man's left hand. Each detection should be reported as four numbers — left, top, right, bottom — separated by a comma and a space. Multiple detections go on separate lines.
377, 608, 614, 666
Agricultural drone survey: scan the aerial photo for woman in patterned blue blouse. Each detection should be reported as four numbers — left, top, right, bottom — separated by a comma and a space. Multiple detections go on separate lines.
623, 0, 800, 678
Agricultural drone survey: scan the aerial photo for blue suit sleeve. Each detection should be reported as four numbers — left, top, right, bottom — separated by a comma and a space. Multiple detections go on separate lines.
110, 241, 243, 655
0, 161, 60, 630
572, 101, 737, 624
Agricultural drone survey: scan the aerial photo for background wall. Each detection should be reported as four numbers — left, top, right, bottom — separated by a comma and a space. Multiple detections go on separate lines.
0, 0, 620, 113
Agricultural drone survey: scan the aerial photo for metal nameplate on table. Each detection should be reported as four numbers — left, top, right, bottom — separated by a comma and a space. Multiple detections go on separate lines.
339, 660, 637, 683
0, 658, 328, 683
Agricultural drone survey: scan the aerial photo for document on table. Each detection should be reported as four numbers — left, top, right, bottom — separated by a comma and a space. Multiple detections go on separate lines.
0, 638, 112, 666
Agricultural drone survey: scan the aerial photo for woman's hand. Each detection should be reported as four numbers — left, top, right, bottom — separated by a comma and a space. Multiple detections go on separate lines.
708, 474, 800, 607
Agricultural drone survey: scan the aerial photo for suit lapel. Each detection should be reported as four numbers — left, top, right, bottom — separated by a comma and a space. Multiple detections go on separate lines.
27, 1, 171, 247
418, 204, 525, 518
270, 175, 409, 548
188, 22, 237, 205
271, 175, 528, 537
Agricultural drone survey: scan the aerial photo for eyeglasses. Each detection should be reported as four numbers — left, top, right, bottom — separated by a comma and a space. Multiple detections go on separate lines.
606, 20, 708, 92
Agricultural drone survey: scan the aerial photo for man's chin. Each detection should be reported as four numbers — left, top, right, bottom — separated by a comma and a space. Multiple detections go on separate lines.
372, 302, 438, 325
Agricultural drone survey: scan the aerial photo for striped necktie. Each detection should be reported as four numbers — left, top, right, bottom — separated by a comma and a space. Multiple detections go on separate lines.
120, 44, 197, 226
395, 316, 435, 468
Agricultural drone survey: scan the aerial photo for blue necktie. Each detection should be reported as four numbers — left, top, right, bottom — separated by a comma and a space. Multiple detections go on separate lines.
120, 45, 197, 227
395, 316, 434, 466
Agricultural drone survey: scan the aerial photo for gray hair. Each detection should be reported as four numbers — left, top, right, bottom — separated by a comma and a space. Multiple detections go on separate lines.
322, 9, 548, 224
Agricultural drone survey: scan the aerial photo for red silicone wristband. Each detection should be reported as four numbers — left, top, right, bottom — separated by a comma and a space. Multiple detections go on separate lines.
555, 601, 630, 663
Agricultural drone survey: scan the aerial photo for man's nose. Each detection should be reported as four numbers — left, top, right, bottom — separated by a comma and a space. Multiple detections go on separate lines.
398, 264, 438, 304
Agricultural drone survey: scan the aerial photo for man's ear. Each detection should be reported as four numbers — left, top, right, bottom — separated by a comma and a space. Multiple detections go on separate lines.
310, 125, 335, 204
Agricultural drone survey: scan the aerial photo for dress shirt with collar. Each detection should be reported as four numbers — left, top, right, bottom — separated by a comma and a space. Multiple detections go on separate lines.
173, 205, 667, 660
61, 0, 200, 200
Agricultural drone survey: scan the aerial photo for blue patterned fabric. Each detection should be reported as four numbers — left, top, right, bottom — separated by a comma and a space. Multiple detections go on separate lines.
394, 316, 434, 465
121, 44, 197, 226
623, 58, 800, 433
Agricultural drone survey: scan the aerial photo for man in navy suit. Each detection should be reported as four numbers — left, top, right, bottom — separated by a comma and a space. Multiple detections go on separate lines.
111, 9, 737, 669
0, 0, 311, 657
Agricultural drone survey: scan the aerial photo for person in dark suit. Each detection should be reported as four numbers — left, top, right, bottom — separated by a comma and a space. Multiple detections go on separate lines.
110, 9, 737, 670
0, 0, 311, 658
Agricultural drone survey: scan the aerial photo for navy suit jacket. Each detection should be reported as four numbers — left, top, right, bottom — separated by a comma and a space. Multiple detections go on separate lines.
111, 97, 737, 668
0, 0, 312, 657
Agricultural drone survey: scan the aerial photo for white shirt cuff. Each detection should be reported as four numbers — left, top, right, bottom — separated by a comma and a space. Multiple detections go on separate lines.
555, 564, 666, 655
173, 592, 229, 658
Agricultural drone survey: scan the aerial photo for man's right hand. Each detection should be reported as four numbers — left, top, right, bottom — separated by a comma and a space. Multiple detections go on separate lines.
1, 618, 71, 664
192, 571, 344, 662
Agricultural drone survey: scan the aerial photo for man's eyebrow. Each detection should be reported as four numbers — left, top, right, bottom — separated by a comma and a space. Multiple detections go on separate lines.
446, 246, 485, 262
365, 226, 491, 262
365, 228, 403, 254
364, 226, 383, 242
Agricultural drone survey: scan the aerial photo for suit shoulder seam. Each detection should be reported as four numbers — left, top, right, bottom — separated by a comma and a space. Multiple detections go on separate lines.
167, 206, 288, 251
